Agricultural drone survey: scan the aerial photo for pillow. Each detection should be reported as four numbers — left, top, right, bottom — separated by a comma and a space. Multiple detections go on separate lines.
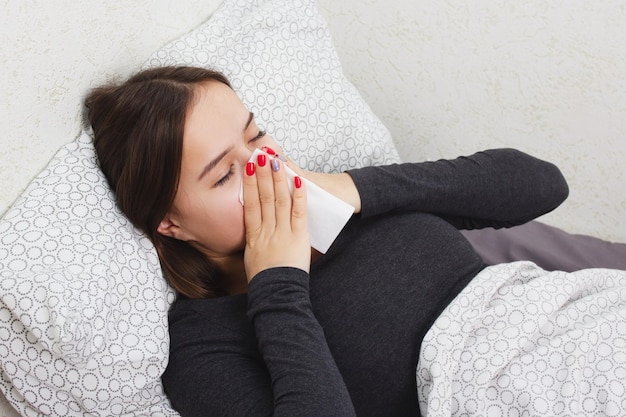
0, 132, 179, 416
143, 0, 401, 172
0, 0, 399, 415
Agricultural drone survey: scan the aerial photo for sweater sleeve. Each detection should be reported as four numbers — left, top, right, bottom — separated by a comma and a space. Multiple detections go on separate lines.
247, 267, 356, 417
346, 148, 569, 230
162, 268, 355, 417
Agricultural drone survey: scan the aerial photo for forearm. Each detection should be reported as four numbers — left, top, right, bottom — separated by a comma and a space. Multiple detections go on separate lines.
347, 148, 569, 229
247, 268, 356, 417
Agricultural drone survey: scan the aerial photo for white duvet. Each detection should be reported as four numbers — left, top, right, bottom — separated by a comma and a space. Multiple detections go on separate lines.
417, 261, 626, 416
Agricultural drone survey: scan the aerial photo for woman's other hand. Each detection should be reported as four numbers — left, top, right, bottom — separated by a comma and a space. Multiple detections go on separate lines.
302, 171, 361, 214
261, 146, 361, 214
243, 154, 310, 281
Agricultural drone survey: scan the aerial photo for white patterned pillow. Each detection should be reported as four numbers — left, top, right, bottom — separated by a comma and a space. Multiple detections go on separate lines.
0, 0, 399, 415
143, 0, 400, 172
0, 132, 179, 416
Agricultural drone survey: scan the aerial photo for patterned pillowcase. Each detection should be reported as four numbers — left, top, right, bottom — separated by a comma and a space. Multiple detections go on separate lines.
0, 0, 399, 415
0, 133, 179, 416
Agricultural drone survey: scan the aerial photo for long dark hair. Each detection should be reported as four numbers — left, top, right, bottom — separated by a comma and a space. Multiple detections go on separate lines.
85, 66, 232, 299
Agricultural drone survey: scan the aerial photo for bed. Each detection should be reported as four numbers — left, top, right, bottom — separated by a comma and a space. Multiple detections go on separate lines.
1, 0, 625, 416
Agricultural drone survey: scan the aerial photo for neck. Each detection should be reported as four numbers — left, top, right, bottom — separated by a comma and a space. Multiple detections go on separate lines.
220, 248, 325, 296
213, 254, 247, 296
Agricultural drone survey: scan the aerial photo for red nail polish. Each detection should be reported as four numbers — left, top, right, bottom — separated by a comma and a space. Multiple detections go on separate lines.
246, 162, 255, 176
294, 176, 302, 189
257, 154, 267, 167
262, 146, 277, 156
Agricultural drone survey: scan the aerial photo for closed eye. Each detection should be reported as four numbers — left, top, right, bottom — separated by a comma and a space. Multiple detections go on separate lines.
250, 129, 266, 142
214, 165, 235, 188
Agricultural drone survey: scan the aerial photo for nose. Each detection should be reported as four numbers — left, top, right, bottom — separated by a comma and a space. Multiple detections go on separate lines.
238, 143, 256, 167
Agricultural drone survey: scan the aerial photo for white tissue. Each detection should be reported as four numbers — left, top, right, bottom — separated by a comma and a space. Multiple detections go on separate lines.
240, 149, 355, 253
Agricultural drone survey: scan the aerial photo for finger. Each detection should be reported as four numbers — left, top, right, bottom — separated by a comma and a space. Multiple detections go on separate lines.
291, 176, 307, 234
260, 145, 304, 176
271, 158, 292, 229
243, 162, 262, 238
255, 153, 276, 229
261, 145, 287, 164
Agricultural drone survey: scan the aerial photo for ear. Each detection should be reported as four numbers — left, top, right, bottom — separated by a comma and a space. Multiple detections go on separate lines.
157, 216, 186, 240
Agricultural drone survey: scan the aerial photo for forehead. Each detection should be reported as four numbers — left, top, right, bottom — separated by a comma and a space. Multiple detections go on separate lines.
184, 81, 246, 136
190, 81, 244, 116
179, 82, 248, 171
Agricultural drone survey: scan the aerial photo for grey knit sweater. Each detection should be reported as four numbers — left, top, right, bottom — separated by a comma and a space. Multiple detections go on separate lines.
162, 149, 569, 416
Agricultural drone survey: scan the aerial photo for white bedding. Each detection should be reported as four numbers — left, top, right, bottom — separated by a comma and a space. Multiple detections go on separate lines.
417, 261, 626, 416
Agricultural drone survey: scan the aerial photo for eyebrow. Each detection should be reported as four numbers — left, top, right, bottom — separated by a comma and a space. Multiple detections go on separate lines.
244, 111, 254, 132
197, 112, 255, 181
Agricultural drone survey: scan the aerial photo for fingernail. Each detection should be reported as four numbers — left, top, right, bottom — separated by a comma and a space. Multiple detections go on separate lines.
257, 154, 267, 167
261, 146, 277, 156
246, 162, 255, 176
294, 176, 302, 189
270, 158, 280, 172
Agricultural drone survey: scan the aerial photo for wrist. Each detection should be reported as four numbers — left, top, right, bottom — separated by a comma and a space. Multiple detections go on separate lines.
302, 171, 362, 213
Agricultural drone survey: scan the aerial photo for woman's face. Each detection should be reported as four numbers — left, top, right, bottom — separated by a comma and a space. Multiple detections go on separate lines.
157, 81, 281, 266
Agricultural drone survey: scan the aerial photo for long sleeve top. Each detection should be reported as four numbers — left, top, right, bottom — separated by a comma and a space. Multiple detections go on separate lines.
162, 149, 569, 417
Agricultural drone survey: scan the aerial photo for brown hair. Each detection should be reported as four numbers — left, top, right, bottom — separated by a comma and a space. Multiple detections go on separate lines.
85, 66, 232, 299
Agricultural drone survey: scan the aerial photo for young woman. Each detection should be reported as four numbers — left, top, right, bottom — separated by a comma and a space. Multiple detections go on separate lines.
85, 66, 575, 416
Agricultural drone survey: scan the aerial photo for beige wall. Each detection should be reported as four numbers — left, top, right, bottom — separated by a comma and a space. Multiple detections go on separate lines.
318, 0, 626, 242
1, 0, 625, 242
0, 0, 223, 220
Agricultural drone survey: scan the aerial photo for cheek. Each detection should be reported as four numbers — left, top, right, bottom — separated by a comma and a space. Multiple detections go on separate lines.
196, 195, 245, 253
226, 199, 245, 228
223, 200, 246, 248
181, 184, 245, 241
220, 187, 246, 235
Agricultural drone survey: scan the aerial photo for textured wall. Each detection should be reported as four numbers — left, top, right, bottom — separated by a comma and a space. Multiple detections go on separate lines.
1, 0, 625, 244
0, 0, 222, 221
318, 0, 626, 242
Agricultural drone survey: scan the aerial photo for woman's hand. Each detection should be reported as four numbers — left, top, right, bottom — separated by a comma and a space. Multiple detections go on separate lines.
243, 154, 310, 282
261, 146, 362, 213
301, 171, 362, 214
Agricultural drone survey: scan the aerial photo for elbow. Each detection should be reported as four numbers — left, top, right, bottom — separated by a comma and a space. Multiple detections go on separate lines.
554, 167, 570, 206
539, 160, 570, 214
507, 148, 570, 216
